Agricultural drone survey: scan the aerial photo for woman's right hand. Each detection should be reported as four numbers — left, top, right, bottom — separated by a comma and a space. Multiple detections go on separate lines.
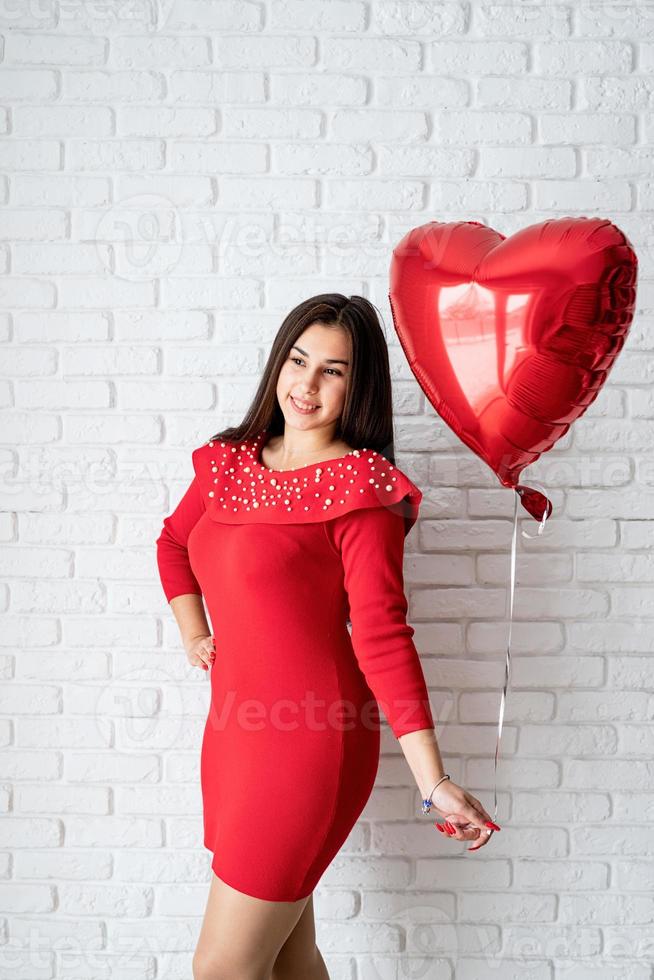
429, 778, 501, 851
185, 634, 215, 671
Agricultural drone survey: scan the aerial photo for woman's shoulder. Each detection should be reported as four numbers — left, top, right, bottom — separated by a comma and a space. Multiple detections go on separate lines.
191, 430, 422, 535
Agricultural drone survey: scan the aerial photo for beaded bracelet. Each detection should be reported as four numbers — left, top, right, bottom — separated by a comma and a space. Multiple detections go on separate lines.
420, 774, 450, 814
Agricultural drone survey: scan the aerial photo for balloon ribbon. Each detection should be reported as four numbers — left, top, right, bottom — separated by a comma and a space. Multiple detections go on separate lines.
488, 482, 551, 837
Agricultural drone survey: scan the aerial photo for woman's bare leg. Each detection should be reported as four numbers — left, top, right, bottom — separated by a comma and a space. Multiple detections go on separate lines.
193, 870, 313, 980
271, 893, 330, 979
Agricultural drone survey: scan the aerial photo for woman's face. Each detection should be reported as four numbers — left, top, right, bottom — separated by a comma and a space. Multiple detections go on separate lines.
276, 322, 351, 435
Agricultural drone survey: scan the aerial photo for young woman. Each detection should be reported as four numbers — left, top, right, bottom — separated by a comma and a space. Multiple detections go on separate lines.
156, 294, 499, 980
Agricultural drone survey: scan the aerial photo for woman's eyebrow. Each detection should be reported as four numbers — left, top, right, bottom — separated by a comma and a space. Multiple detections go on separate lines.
292, 344, 349, 366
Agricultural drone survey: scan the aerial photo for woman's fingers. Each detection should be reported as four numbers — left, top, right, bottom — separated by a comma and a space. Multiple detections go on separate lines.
436, 814, 480, 841
467, 828, 494, 850
467, 794, 498, 829
200, 638, 216, 669
451, 824, 480, 840
461, 795, 501, 835
435, 805, 501, 850
438, 822, 493, 850
466, 807, 502, 844
187, 636, 216, 670
432, 787, 501, 851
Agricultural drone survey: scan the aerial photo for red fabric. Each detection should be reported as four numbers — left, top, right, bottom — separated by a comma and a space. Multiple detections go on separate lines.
155, 476, 204, 602
195, 427, 423, 532
326, 506, 434, 738
155, 434, 435, 901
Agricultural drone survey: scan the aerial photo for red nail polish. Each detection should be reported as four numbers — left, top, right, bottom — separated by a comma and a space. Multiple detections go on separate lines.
435, 823, 445, 833
484, 821, 501, 831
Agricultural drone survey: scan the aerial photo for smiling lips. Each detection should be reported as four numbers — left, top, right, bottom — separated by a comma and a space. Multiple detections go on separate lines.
291, 395, 320, 414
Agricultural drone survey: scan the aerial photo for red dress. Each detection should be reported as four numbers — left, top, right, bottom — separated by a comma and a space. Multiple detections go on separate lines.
155, 429, 435, 902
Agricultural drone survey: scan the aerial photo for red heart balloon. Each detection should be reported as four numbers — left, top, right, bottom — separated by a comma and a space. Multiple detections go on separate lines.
389, 218, 638, 520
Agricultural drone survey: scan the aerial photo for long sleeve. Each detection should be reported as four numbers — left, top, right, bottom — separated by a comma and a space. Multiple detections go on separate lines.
330, 505, 435, 739
156, 475, 206, 603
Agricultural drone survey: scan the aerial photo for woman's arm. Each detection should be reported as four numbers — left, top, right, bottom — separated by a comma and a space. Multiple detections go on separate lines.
155, 475, 205, 601
169, 593, 211, 652
156, 475, 213, 666
330, 504, 436, 739
399, 726, 446, 800
331, 504, 499, 847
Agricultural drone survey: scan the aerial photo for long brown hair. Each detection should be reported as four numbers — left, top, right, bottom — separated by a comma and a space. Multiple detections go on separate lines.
211, 293, 399, 465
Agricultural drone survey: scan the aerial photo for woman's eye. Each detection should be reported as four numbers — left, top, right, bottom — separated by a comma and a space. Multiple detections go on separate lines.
289, 356, 341, 377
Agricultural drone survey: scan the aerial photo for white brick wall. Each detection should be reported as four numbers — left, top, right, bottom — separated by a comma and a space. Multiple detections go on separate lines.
1, 1, 653, 976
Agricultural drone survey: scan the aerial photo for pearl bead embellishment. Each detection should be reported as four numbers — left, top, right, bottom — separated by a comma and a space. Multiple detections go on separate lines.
201, 431, 403, 516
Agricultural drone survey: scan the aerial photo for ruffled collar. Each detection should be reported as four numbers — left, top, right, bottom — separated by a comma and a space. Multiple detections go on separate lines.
191, 428, 422, 534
